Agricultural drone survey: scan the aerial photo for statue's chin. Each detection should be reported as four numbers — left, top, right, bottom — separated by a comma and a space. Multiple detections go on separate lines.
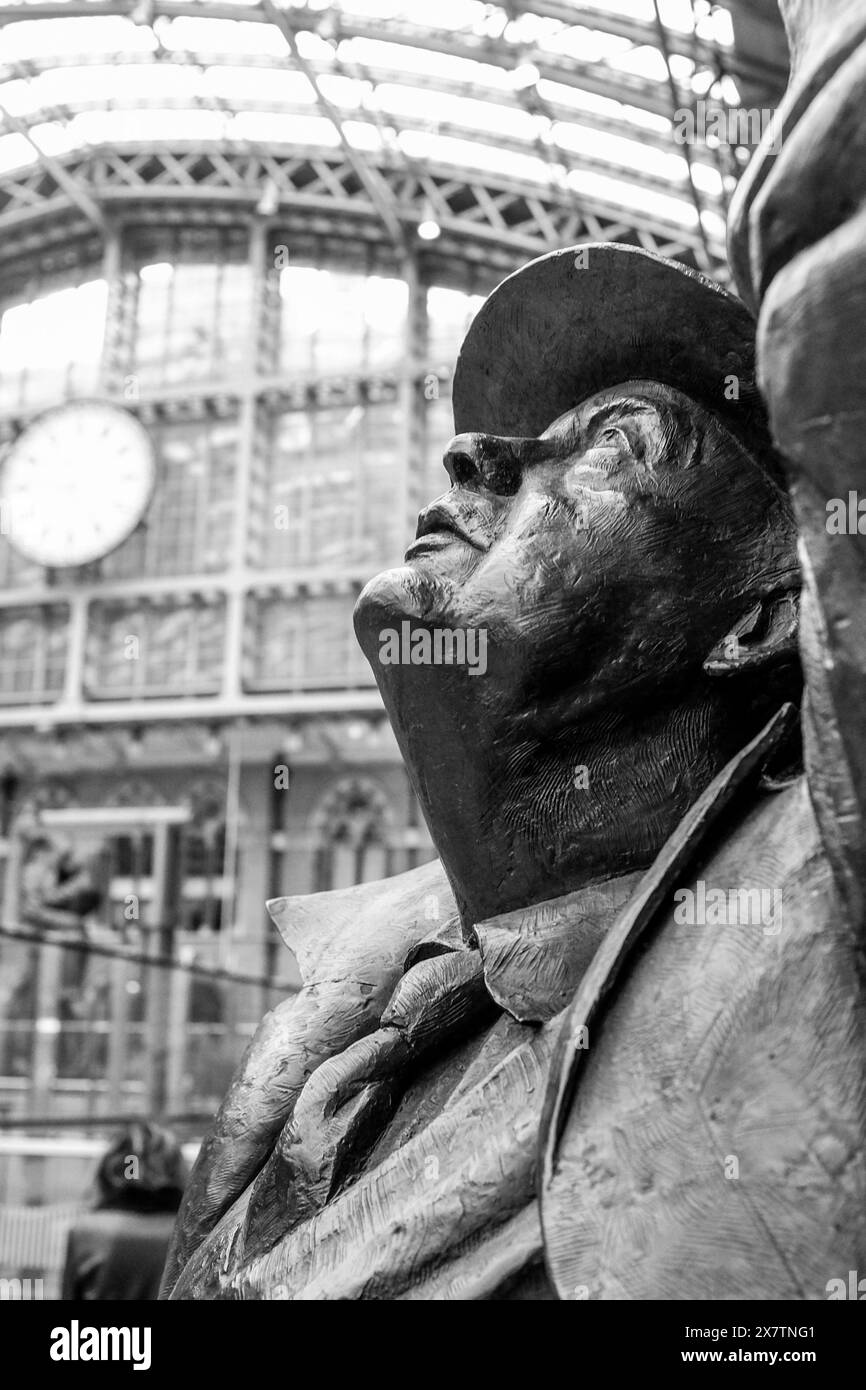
354, 567, 409, 655
353, 563, 454, 659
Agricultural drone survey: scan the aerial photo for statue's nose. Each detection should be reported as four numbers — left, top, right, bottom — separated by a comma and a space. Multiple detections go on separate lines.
443, 432, 523, 495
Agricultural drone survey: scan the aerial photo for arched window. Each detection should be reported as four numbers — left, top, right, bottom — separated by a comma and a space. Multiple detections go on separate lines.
312, 777, 392, 892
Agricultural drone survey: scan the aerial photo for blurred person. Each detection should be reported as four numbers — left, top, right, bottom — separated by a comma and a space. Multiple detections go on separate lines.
1, 836, 104, 1074
61, 1122, 187, 1301
19, 833, 106, 1073
20, 835, 101, 936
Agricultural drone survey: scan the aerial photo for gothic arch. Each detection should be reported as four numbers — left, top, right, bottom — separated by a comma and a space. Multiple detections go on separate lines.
311, 776, 394, 891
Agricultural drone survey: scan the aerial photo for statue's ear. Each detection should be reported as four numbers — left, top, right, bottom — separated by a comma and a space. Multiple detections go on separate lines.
703, 591, 799, 676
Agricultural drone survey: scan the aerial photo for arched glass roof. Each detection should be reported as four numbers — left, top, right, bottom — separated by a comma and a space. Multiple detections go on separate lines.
0, 1, 788, 282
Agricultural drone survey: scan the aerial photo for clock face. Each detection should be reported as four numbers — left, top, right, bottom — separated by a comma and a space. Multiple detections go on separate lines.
0, 399, 156, 568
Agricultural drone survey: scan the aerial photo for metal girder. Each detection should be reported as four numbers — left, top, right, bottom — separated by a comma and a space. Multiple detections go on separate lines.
0, 96, 726, 220
258, 0, 406, 249
0, 141, 727, 291
0, 102, 106, 233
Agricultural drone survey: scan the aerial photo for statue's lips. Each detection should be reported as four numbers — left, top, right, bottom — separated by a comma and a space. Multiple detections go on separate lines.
405, 502, 490, 558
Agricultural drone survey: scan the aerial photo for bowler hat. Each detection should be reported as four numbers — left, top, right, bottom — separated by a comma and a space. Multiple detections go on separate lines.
452, 242, 780, 484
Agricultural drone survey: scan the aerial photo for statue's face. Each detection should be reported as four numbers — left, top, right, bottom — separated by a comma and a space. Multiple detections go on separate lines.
355, 380, 789, 727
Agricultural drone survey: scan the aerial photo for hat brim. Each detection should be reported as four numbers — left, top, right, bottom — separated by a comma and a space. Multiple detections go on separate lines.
452, 243, 772, 464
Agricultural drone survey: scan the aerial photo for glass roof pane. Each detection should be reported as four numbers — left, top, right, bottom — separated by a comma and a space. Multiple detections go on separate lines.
157, 17, 288, 55
336, 37, 512, 88
537, 79, 670, 133
0, 133, 35, 175
540, 27, 633, 62
398, 128, 551, 183
1, 17, 156, 60
373, 85, 538, 141
231, 111, 340, 144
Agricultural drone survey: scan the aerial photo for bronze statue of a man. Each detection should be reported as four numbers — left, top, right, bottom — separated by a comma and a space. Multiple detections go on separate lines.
162, 1, 866, 1299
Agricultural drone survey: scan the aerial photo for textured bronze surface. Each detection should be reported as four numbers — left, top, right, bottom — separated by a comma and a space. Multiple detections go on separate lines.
354, 368, 800, 930
451, 242, 775, 474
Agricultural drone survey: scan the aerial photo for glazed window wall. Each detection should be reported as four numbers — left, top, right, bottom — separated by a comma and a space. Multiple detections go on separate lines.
0, 930, 280, 1114
246, 593, 373, 692
279, 267, 407, 377
0, 414, 237, 587
262, 402, 404, 572
133, 257, 252, 390
0, 604, 67, 700
422, 286, 482, 512
85, 599, 225, 698
101, 417, 237, 580
0, 250, 486, 704
426, 285, 484, 373
0, 277, 107, 417
425, 391, 459, 504
94, 826, 226, 935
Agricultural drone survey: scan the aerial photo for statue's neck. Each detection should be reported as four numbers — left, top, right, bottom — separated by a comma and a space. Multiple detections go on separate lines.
405, 689, 755, 927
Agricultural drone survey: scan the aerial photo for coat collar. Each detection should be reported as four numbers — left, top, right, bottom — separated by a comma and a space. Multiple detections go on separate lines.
269, 858, 646, 1025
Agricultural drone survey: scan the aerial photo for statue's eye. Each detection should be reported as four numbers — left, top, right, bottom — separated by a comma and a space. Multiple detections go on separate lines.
594, 426, 630, 450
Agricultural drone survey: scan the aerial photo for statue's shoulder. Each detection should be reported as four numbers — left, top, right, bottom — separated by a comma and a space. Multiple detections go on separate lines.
540, 768, 865, 1299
